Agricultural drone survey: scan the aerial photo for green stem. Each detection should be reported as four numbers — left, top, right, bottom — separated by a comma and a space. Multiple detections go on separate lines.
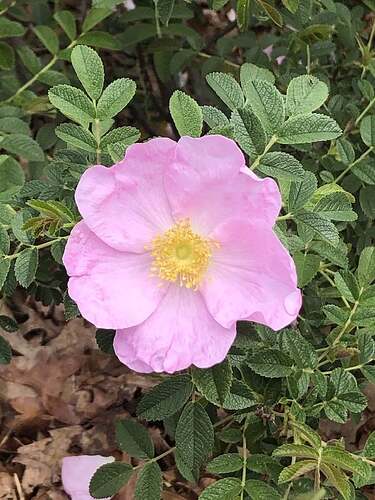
306, 45, 311, 74
250, 135, 278, 171
277, 213, 293, 221
355, 96, 375, 126
319, 269, 350, 308
318, 286, 364, 363
198, 51, 240, 69
93, 117, 101, 164
4, 236, 68, 260
368, 18, 375, 50
2, 36, 81, 104
154, 3, 162, 39
4, 54, 58, 104
315, 447, 322, 492
240, 428, 247, 500
323, 364, 363, 375
0, 0, 16, 16
334, 146, 374, 183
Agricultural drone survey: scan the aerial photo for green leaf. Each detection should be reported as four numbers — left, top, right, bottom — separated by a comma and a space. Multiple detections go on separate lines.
0, 258, 10, 290
360, 115, 375, 147
0, 42, 15, 70
78, 31, 122, 50
154, 0, 175, 25
34, 26, 59, 55
359, 332, 375, 364
0, 315, 18, 332
17, 46, 41, 74
278, 114, 342, 144
27, 200, 75, 222
360, 185, 375, 218
217, 379, 256, 410
352, 160, 375, 184
134, 462, 162, 500
286, 75, 328, 116
55, 123, 97, 152
53, 10, 77, 41
51, 240, 66, 264
0, 336, 11, 364
294, 212, 339, 245
137, 374, 193, 421
0, 117, 30, 136
90, 462, 133, 498
201, 106, 229, 128
291, 422, 322, 448
0, 155, 25, 202
83, 7, 112, 32
247, 349, 293, 378
14, 248, 38, 288
198, 478, 242, 500
281, 0, 298, 12
240, 63, 275, 87
244, 79, 285, 135
258, 0, 283, 26
336, 137, 355, 165
323, 304, 349, 325
244, 479, 281, 499
361, 365, 375, 383
261, 151, 305, 180
357, 247, 375, 286
294, 252, 320, 287
115, 419, 154, 459
48, 85, 96, 126
278, 460, 317, 483
64, 293, 80, 321
322, 447, 369, 477
206, 454, 243, 474
0, 135, 44, 161
231, 107, 266, 158
96, 78, 136, 119
273, 444, 318, 459
101, 126, 140, 148
320, 464, 351, 500
0, 18, 25, 38
95, 329, 115, 354
192, 359, 232, 406
363, 431, 375, 458
0, 227, 9, 255
237, 0, 251, 31
175, 402, 214, 482
71, 45, 104, 100
279, 329, 318, 369
313, 192, 357, 221
206, 72, 244, 111
169, 90, 203, 138
288, 171, 317, 211
334, 270, 359, 302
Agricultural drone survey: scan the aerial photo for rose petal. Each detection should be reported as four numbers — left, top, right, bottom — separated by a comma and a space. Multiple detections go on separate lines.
63, 221, 165, 329
114, 285, 236, 373
62, 455, 114, 500
75, 137, 176, 252
201, 219, 301, 330
165, 137, 280, 234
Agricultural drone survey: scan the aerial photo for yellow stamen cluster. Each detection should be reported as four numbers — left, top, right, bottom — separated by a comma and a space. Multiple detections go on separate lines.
150, 219, 217, 289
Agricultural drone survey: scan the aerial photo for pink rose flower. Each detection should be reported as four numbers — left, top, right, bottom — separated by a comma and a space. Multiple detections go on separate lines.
61, 455, 114, 500
63, 136, 301, 373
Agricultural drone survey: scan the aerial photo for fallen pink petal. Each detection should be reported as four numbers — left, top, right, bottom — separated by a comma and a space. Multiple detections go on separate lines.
63, 135, 301, 373
61, 455, 115, 500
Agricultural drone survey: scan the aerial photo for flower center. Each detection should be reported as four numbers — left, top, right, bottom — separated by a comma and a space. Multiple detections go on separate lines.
150, 219, 217, 289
